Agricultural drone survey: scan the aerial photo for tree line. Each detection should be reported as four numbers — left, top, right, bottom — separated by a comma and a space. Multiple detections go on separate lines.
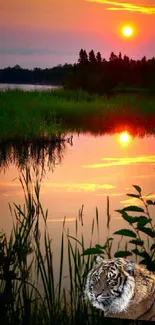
1, 50, 155, 93
0, 64, 72, 85
66, 49, 155, 93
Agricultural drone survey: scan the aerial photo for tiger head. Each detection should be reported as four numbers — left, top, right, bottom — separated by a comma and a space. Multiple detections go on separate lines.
85, 256, 135, 315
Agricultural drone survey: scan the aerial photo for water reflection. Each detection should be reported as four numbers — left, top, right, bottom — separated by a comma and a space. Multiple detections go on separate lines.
0, 135, 73, 172
0, 129, 155, 287
0, 129, 155, 229
0, 83, 60, 91
119, 131, 132, 146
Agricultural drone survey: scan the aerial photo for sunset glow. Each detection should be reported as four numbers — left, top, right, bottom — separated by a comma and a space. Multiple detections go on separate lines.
119, 132, 131, 145
1, 0, 155, 68
122, 26, 133, 38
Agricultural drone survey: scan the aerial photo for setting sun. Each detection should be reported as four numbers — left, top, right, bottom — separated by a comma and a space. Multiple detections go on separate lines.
122, 26, 133, 38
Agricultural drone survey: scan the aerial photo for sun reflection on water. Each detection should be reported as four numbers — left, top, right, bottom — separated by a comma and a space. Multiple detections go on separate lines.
119, 131, 132, 146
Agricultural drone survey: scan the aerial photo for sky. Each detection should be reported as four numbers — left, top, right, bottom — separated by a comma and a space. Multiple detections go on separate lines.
0, 0, 155, 68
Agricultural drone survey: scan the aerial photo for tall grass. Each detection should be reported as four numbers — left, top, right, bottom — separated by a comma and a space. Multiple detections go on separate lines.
0, 166, 154, 325
1, 89, 155, 139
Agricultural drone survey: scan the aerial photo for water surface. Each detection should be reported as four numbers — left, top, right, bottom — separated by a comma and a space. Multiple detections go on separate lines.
0, 83, 60, 91
0, 130, 155, 288
0, 132, 155, 242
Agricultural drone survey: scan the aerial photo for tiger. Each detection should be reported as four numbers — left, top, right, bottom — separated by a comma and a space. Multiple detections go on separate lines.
85, 256, 155, 321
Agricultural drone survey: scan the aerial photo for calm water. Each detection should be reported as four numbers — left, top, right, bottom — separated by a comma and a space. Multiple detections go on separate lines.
0, 83, 60, 91
0, 131, 155, 289
0, 131, 155, 252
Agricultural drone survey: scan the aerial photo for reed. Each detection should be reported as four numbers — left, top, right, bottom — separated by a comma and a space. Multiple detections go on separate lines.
0, 166, 154, 325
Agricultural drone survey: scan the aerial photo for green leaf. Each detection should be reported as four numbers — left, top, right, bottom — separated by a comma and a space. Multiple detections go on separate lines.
114, 251, 132, 258
122, 206, 144, 213
133, 185, 141, 194
129, 239, 144, 246
127, 193, 140, 198
132, 249, 147, 258
146, 200, 155, 206
82, 247, 104, 256
95, 244, 107, 250
97, 238, 114, 250
114, 229, 136, 238
116, 211, 147, 225
150, 243, 155, 251
105, 237, 114, 243
137, 217, 151, 228
137, 227, 155, 238
116, 211, 133, 223
139, 259, 154, 268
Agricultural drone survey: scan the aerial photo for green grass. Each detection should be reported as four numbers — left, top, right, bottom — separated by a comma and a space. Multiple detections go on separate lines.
0, 166, 155, 325
0, 89, 155, 139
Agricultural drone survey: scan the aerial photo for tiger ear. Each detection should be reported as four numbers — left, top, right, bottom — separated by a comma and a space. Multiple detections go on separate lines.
126, 261, 135, 276
96, 255, 104, 265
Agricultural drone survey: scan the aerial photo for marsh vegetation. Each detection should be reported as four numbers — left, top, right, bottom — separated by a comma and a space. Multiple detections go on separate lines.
1, 89, 155, 140
0, 166, 154, 325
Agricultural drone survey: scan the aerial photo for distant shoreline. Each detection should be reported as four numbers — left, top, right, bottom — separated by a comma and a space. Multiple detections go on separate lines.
0, 83, 61, 91
0, 81, 61, 86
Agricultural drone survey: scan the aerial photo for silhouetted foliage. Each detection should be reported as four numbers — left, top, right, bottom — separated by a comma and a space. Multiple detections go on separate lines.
66, 49, 155, 94
89, 50, 96, 64
78, 49, 88, 64
0, 64, 73, 85
83, 185, 155, 271
96, 52, 102, 64
1, 50, 155, 95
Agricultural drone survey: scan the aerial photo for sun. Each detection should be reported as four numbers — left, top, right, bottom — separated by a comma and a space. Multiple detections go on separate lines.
122, 26, 133, 38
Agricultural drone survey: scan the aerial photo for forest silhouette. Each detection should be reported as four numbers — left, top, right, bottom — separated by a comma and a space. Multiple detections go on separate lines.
1, 50, 155, 94
0, 64, 72, 85
66, 50, 155, 94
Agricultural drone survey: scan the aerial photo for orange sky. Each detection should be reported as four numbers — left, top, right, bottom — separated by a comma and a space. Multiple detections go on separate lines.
0, 0, 155, 67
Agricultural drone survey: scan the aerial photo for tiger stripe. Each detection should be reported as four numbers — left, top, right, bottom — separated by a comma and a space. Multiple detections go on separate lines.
85, 257, 155, 321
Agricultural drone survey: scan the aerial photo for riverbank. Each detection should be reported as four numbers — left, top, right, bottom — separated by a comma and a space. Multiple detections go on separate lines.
1, 89, 155, 139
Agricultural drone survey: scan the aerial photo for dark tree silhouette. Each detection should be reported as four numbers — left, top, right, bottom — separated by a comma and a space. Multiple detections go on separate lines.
118, 52, 122, 61
66, 49, 155, 94
109, 52, 118, 62
89, 50, 96, 64
0, 64, 73, 85
1, 49, 155, 94
96, 52, 102, 64
78, 49, 88, 64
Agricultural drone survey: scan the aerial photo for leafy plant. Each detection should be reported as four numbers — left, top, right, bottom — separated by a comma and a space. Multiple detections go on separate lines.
114, 185, 155, 270
83, 185, 155, 271
0, 169, 154, 325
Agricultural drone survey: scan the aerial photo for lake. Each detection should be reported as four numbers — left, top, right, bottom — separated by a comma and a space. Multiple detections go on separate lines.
0, 83, 60, 91
0, 130, 155, 285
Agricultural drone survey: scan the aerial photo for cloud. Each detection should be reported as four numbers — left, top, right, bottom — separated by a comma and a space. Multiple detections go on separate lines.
0, 48, 76, 56
43, 182, 115, 192
0, 181, 22, 197
86, 0, 155, 14
83, 155, 155, 168
133, 173, 155, 179
120, 193, 155, 206
47, 218, 76, 223
120, 197, 142, 205
0, 182, 20, 188
96, 192, 123, 196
